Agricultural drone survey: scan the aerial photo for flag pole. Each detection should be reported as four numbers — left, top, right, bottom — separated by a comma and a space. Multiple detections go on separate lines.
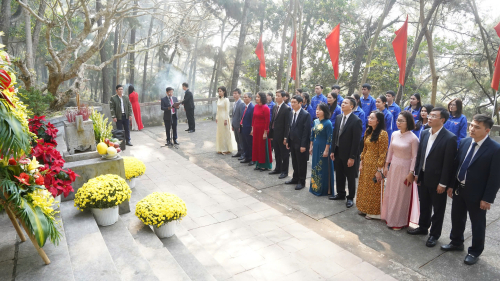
493, 91, 498, 119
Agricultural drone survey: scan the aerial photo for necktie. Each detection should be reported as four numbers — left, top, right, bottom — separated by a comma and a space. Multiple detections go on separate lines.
458, 142, 477, 182
340, 116, 346, 132
272, 105, 279, 129
240, 106, 248, 126
292, 112, 297, 126
170, 97, 175, 114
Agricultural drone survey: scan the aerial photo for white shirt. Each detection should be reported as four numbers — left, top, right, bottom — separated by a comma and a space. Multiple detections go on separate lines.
292, 108, 301, 125
458, 135, 489, 184
119, 96, 125, 114
423, 126, 443, 172
276, 101, 284, 113
169, 96, 175, 115
340, 112, 352, 130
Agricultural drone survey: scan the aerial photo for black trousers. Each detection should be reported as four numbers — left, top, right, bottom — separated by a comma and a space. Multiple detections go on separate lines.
273, 138, 289, 173
450, 192, 487, 256
186, 108, 195, 131
334, 146, 357, 200
116, 113, 131, 142
289, 140, 308, 184
417, 172, 448, 238
164, 114, 178, 142
241, 129, 253, 161
233, 125, 243, 154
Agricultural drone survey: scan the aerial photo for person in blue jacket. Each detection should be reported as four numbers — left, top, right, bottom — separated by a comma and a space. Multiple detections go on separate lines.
327, 92, 342, 130
404, 93, 422, 124
360, 83, 377, 122
267, 92, 275, 122
445, 98, 468, 146
386, 90, 401, 132
301, 92, 316, 126
331, 84, 344, 106
353, 94, 367, 177
375, 95, 394, 145
413, 104, 433, 139
310, 84, 328, 119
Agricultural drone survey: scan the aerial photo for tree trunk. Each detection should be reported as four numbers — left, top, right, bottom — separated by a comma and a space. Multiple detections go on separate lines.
256, 13, 264, 93
298, 14, 312, 80
347, 20, 372, 96
141, 15, 154, 103
112, 23, 120, 87
213, 17, 226, 97
128, 1, 138, 85
97, 0, 112, 104
188, 30, 200, 91
209, 53, 218, 98
420, 0, 439, 106
358, 0, 396, 92
31, 1, 46, 64
395, 0, 444, 104
22, 8, 34, 88
230, 0, 251, 91
295, 0, 302, 89
0, 0, 11, 48
277, 3, 291, 90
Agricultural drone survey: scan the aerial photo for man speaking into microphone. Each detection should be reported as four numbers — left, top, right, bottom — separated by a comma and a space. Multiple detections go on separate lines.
161, 87, 180, 146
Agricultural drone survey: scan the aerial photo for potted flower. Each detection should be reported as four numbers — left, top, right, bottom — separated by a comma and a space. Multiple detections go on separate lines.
135, 192, 187, 238
74, 174, 132, 226
123, 157, 146, 188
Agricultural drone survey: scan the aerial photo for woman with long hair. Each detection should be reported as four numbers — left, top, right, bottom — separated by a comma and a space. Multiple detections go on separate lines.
327, 92, 341, 130
444, 98, 467, 146
215, 86, 233, 155
309, 102, 334, 196
128, 85, 144, 130
413, 104, 433, 138
375, 95, 394, 144
301, 92, 315, 126
357, 111, 388, 220
404, 93, 422, 124
382, 111, 419, 230
252, 92, 273, 171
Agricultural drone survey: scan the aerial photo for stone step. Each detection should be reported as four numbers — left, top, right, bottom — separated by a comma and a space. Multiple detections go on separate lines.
60, 201, 121, 281
120, 186, 191, 281
98, 217, 159, 281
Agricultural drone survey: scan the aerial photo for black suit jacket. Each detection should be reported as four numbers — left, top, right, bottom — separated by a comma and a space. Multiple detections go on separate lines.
269, 103, 291, 142
181, 89, 195, 109
161, 96, 178, 120
331, 113, 362, 161
414, 127, 457, 188
287, 109, 311, 149
451, 137, 500, 203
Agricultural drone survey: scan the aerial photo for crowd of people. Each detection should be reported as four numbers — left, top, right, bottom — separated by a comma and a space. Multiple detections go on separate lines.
214, 83, 500, 266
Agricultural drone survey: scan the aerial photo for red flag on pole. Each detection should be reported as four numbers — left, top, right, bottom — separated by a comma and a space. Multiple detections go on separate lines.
325, 24, 340, 80
492, 21, 500, 90
392, 16, 409, 86
255, 36, 266, 78
290, 31, 297, 80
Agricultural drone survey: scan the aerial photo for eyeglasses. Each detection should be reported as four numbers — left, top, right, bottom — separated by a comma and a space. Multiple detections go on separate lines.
449, 104, 456, 107
428, 115, 440, 119
396, 119, 406, 123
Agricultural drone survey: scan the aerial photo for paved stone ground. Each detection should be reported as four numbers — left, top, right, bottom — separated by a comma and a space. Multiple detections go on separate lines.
139, 120, 500, 281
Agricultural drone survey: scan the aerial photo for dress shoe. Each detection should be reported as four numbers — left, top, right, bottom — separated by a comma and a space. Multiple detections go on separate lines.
254, 167, 260, 170
441, 243, 464, 251
464, 254, 479, 265
240, 159, 251, 164
279, 173, 288, 179
329, 195, 346, 200
185, 129, 190, 131
285, 179, 298, 185
188, 130, 195, 133
166, 141, 173, 146
407, 227, 428, 235
248, 161, 255, 166
295, 183, 305, 190
269, 170, 281, 175
346, 199, 354, 208
238, 156, 245, 161
426, 236, 438, 247
126, 142, 133, 146
232, 153, 241, 158
174, 140, 180, 145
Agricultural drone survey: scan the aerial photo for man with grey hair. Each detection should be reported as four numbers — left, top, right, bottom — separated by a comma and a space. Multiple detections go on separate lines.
240, 92, 255, 165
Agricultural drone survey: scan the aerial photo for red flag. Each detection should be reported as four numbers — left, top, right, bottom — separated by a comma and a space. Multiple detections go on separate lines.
392, 16, 408, 86
492, 21, 500, 90
290, 31, 297, 80
255, 36, 266, 78
325, 24, 340, 80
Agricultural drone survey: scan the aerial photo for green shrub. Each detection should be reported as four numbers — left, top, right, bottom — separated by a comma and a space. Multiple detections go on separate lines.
18, 88, 55, 117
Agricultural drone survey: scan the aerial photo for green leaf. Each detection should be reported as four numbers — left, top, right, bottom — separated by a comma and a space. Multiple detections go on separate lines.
19, 197, 50, 247
0, 102, 31, 158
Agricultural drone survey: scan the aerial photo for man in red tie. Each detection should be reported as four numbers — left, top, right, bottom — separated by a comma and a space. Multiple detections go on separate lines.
161, 87, 180, 146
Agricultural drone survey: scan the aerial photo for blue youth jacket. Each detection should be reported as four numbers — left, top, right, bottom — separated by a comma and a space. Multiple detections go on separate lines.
445, 114, 467, 146
361, 95, 376, 121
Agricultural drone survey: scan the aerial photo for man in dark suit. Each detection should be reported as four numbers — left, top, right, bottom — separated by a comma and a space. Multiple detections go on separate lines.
231, 88, 246, 159
240, 93, 255, 166
269, 90, 291, 179
330, 97, 362, 208
109, 84, 133, 146
441, 114, 500, 265
181, 82, 195, 133
408, 107, 457, 248
161, 87, 180, 146
285, 95, 311, 190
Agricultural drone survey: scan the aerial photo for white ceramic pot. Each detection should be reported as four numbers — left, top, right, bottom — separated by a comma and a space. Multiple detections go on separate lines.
153, 221, 178, 238
126, 177, 137, 189
91, 206, 119, 226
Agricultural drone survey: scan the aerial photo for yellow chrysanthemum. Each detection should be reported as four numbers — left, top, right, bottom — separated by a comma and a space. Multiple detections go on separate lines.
123, 157, 146, 180
74, 174, 132, 211
135, 192, 187, 227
